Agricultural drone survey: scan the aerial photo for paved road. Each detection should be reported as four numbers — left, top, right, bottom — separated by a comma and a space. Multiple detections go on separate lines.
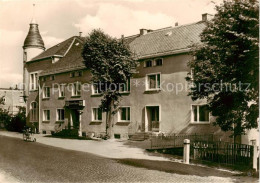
0, 135, 251, 183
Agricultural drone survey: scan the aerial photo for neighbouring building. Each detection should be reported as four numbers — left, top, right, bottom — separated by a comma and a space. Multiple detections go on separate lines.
22, 13, 258, 145
0, 87, 25, 114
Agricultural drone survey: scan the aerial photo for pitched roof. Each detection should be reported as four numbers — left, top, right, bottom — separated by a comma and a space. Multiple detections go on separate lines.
127, 21, 206, 59
38, 21, 206, 76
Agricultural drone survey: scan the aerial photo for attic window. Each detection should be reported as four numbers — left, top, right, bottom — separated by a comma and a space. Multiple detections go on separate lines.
165, 31, 172, 36
75, 42, 79, 46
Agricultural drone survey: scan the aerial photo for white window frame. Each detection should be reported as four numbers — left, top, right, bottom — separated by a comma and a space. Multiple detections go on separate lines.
92, 107, 102, 122
72, 82, 81, 97
154, 58, 163, 66
29, 72, 38, 91
43, 86, 51, 98
56, 108, 65, 121
58, 84, 65, 98
146, 73, 161, 91
92, 83, 102, 95
191, 104, 210, 124
144, 60, 153, 68
118, 106, 131, 122
43, 109, 50, 121
50, 75, 55, 81
30, 101, 38, 122
119, 79, 130, 93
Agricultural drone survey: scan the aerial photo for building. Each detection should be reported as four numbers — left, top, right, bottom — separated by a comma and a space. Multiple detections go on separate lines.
22, 14, 258, 144
0, 87, 25, 114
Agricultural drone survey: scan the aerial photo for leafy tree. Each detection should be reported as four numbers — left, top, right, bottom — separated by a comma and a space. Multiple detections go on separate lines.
186, 0, 259, 140
9, 106, 26, 132
82, 29, 136, 138
0, 108, 11, 129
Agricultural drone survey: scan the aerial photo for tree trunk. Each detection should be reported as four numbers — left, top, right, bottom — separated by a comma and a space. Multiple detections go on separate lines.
105, 100, 114, 139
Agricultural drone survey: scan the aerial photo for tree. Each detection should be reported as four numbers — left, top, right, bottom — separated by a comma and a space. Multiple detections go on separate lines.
82, 29, 136, 138
186, 0, 259, 140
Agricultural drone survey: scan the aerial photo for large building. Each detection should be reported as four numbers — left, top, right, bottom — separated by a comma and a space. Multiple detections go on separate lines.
22, 14, 258, 144
0, 87, 25, 115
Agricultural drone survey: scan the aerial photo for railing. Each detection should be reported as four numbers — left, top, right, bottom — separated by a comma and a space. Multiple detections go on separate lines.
192, 141, 254, 166
150, 133, 214, 149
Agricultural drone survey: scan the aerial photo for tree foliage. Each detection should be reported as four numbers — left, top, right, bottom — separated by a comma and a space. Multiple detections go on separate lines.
186, 0, 259, 137
82, 29, 136, 138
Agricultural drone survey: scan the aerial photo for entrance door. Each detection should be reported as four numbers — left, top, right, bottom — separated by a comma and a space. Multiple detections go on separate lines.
70, 109, 80, 129
146, 106, 160, 132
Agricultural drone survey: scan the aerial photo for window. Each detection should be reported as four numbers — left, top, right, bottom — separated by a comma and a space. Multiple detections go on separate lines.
146, 73, 161, 90
144, 60, 152, 67
50, 75, 55, 80
119, 79, 130, 93
70, 72, 75, 78
43, 110, 50, 121
92, 108, 102, 121
191, 105, 210, 123
19, 97, 24, 103
30, 102, 38, 122
30, 73, 38, 90
72, 83, 81, 96
57, 109, 65, 121
41, 77, 46, 82
155, 58, 163, 66
92, 83, 102, 94
118, 107, 130, 121
75, 71, 83, 77
43, 87, 50, 98
59, 84, 65, 98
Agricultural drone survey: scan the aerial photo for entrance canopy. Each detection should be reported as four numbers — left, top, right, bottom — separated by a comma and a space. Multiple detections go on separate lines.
65, 100, 85, 109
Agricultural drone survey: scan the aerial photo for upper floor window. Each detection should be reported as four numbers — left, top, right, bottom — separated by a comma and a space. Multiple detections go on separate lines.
146, 73, 161, 90
50, 75, 55, 81
43, 87, 51, 98
30, 101, 38, 122
56, 109, 65, 121
92, 83, 102, 95
30, 73, 38, 91
43, 110, 50, 121
92, 108, 102, 121
191, 105, 210, 123
155, 58, 163, 66
144, 60, 152, 67
72, 83, 81, 97
118, 107, 130, 122
75, 71, 83, 77
59, 84, 65, 98
119, 79, 130, 93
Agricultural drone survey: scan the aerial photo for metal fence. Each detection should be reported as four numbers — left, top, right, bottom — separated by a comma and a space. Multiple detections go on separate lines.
150, 133, 214, 149
192, 141, 254, 166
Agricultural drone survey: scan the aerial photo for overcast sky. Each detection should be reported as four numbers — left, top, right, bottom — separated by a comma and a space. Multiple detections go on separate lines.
0, 0, 223, 88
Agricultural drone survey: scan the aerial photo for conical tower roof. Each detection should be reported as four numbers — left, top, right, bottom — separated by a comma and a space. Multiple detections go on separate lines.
23, 22, 45, 49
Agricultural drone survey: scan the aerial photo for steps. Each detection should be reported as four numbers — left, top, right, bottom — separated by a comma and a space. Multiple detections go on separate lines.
129, 132, 150, 141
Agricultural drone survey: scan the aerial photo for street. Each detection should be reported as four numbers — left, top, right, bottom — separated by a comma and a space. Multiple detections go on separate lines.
0, 135, 255, 183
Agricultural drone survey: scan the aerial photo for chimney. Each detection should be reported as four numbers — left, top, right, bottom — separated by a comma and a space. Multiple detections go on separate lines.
121, 34, 124, 39
175, 22, 178, 26
202, 13, 213, 21
79, 31, 82, 37
140, 29, 148, 35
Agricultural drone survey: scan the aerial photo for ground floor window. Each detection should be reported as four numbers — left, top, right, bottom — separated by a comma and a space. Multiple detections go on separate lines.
118, 107, 130, 122
191, 105, 210, 123
57, 109, 65, 121
92, 108, 102, 121
43, 110, 50, 121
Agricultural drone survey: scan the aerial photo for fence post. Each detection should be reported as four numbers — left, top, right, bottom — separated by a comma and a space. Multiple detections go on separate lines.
253, 144, 258, 171
183, 139, 190, 164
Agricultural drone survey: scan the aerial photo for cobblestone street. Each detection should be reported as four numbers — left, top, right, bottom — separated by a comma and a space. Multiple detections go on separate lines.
0, 134, 258, 183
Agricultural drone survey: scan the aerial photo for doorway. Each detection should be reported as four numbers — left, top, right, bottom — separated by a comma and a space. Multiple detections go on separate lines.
145, 106, 160, 132
70, 109, 80, 129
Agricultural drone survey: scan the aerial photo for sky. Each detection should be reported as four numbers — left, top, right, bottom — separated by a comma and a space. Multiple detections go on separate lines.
0, 0, 223, 88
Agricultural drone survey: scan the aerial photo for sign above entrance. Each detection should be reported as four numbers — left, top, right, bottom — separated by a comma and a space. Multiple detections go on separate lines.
65, 100, 85, 108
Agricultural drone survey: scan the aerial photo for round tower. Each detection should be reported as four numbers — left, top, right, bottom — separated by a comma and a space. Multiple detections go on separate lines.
23, 5, 45, 62
23, 4, 45, 97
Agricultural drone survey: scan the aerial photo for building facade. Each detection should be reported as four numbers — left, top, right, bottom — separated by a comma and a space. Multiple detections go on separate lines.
23, 14, 258, 144
0, 88, 25, 115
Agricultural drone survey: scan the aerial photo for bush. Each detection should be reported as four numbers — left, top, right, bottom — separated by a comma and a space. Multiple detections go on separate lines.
52, 129, 79, 138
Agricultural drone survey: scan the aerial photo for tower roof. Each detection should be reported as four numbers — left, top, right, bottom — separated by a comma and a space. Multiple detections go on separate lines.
23, 23, 45, 49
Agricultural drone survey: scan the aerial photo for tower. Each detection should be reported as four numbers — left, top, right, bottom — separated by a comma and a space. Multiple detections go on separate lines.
23, 4, 45, 96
